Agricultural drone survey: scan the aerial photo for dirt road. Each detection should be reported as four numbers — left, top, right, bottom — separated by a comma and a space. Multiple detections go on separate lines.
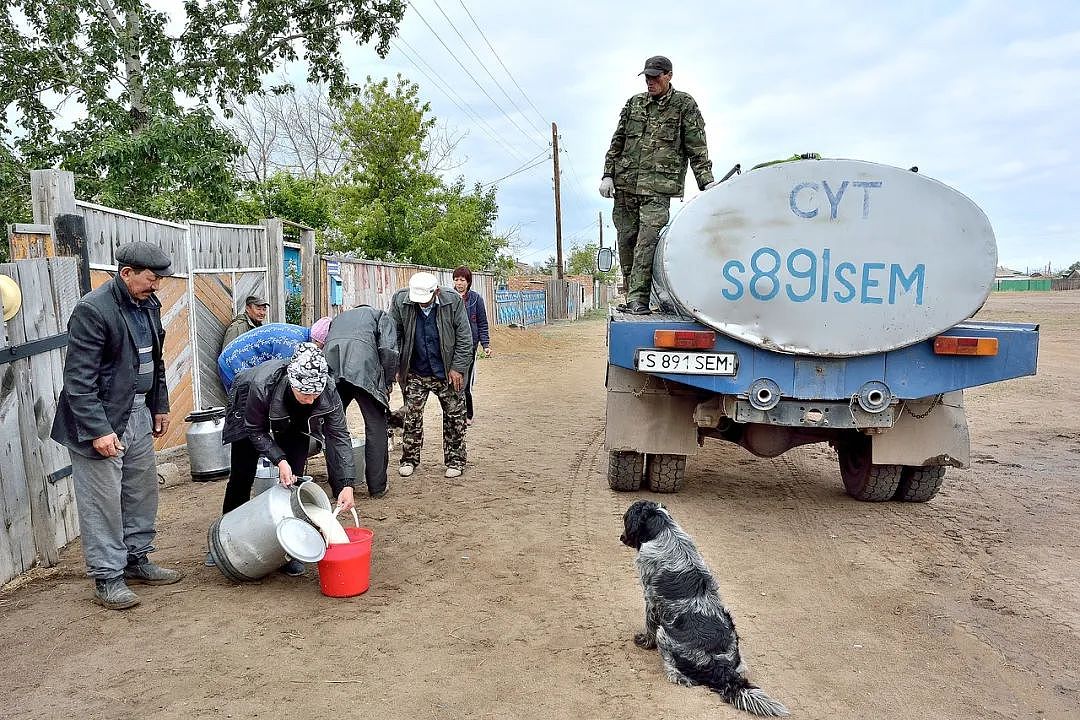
2, 292, 1077, 720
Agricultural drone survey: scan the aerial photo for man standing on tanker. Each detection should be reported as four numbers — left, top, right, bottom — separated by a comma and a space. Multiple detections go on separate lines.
600, 55, 718, 315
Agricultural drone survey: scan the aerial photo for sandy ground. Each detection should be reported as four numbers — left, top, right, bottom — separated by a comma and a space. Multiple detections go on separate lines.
1, 292, 1078, 720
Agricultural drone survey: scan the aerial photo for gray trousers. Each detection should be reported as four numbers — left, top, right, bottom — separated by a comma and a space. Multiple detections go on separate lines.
70, 395, 159, 579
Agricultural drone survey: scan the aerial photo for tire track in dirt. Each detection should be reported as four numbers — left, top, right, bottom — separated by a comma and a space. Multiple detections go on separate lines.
558, 421, 629, 707
783, 444, 1080, 699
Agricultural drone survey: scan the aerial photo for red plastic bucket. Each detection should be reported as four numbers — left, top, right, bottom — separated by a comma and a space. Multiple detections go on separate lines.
317, 527, 373, 598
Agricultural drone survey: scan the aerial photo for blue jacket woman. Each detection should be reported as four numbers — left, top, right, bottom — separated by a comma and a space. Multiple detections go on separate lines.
452, 266, 492, 423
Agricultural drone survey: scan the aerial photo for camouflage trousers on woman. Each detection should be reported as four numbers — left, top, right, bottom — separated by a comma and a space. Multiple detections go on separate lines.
400, 373, 467, 471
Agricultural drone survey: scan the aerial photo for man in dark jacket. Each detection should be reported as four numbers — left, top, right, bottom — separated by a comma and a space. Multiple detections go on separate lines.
322, 306, 398, 498
217, 343, 356, 576
51, 241, 182, 610
220, 294, 269, 351
389, 272, 473, 479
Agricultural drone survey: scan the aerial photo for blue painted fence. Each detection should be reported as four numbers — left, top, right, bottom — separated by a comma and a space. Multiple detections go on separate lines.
496, 290, 547, 327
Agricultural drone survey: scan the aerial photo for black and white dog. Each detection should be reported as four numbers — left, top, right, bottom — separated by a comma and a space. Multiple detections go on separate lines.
620, 500, 790, 717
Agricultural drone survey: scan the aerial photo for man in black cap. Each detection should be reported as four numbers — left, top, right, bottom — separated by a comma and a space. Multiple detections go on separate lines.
52, 240, 182, 609
221, 294, 270, 351
600, 55, 718, 314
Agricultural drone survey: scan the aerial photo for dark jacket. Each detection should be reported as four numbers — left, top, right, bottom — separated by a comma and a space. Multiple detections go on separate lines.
221, 359, 355, 494
462, 289, 490, 349
323, 306, 399, 409
51, 276, 169, 457
389, 287, 473, 384
221, 311, 259, 351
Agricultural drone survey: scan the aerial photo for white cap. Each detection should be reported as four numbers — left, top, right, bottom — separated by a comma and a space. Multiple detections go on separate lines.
408, 272, 439, 303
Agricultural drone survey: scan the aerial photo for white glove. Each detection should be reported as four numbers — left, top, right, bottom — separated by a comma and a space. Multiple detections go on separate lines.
704, 180, 721, 190
599, 177, 615, 198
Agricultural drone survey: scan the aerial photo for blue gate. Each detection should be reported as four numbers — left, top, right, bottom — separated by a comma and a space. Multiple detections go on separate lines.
496, 290, 547, 327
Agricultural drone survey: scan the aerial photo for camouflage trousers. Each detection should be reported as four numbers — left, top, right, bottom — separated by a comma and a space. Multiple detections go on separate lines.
612, 191, 672, 304
400, 373, 467, 470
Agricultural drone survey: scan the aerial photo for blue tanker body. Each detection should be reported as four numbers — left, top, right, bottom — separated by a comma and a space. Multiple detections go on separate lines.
603, 159, 1040, 502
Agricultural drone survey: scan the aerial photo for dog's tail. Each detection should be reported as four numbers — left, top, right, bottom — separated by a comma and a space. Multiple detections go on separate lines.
724, 683, 790, 717
675, 657, 790, 716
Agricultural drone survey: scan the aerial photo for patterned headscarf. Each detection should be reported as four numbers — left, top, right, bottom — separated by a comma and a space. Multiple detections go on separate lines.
287, 342, 328, 395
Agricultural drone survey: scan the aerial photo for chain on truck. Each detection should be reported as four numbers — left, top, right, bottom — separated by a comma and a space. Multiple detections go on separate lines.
601, 157, 1039, 502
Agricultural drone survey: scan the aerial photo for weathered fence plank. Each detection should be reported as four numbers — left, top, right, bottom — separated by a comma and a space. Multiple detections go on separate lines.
47, 258, 80, 545
0, 315, 34, 583
0, 260, 60, 567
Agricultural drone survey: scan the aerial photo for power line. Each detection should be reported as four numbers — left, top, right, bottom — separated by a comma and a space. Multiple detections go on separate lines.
428, 0, 549, 142
518, 219, 599, 260
557, 137, 597, 204
482, 148, 551, 187
407, 1, 547, 152
455, 0, 549, 131
391, 39, 528, 163
555, 138, 599, 222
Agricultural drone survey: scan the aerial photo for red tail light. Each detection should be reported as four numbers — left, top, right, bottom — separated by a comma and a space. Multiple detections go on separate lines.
653, 330, 716, 350
933, 336, 999, 356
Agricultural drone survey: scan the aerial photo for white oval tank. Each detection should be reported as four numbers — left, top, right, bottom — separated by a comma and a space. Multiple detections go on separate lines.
657, 159, 997, 356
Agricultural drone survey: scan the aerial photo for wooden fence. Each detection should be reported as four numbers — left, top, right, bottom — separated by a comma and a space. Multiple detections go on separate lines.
545, 279, 587, 321
28, 170, 285, 436
318, 256, 496, 318
0, 257, 82, 585
495, 290, 547, 327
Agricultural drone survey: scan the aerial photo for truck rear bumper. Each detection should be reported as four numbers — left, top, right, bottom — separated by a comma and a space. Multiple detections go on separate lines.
607, 314, 1039, 400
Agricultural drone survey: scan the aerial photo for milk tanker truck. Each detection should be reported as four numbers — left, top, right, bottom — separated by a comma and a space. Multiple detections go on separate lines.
602, 157, 1039, 502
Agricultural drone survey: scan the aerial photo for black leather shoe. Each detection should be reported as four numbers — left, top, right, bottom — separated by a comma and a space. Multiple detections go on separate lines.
626, 303, 652, 315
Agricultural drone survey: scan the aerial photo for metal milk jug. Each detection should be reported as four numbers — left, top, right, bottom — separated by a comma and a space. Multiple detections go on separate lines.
252, 456, 280, 497
184, 408, 229, 481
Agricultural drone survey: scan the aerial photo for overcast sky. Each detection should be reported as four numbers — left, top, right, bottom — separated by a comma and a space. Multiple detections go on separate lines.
329, 0, 1078, 272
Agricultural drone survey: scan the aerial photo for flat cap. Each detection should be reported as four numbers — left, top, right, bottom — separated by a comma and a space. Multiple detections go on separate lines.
245, 295, 270, 307
639, 55, 673, 77
115, 241, 174, 276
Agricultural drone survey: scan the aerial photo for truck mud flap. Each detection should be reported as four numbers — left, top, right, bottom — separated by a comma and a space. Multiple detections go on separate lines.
872, 390, 969, 468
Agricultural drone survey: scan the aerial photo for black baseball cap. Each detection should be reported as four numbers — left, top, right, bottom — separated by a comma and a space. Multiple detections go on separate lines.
639, 56, 673, 77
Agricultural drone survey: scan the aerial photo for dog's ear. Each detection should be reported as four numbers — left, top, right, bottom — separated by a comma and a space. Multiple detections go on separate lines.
620, 500, 667, 549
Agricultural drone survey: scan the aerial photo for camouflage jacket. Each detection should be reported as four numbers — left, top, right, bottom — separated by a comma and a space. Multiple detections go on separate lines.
603, 86, 714, 197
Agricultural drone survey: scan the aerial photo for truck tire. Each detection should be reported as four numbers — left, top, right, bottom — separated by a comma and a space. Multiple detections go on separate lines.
894, 466, 946, 502
836, 434, 902, 502
646, 454, 686, 494
608, 451, 644, 491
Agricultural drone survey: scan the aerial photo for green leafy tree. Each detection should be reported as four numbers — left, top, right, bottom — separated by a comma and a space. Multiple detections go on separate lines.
567, 242, 616, 283
332, 75, 506, 268
284, 262, 303, 325
1069, 261, 1080, 274
0, 144, 31, 260
0, 0, 405, 219
241, 171, 337, 230
64, 109, 247, 222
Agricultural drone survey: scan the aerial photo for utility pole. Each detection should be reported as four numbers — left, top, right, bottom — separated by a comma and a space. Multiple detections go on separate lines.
552, 122, 564, 279
598, 211, 603, 248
